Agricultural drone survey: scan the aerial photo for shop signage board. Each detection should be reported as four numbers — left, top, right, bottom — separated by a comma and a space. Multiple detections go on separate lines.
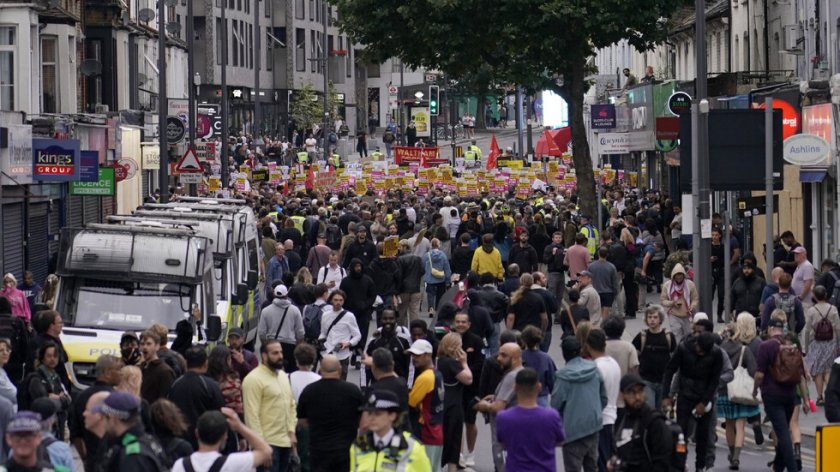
32, 138, 80, 182
70, 167, 114, 196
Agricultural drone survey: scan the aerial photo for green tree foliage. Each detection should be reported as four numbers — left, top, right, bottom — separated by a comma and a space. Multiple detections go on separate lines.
290, 83, 322, 131
330, 0, 682, 217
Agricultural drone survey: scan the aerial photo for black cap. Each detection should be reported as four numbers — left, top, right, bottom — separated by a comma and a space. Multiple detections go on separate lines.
619, 373, 646, 393
228, 327, 245, 338
768, 318, 786, 329
360, 390, 402, 412
30, 398, 57, 422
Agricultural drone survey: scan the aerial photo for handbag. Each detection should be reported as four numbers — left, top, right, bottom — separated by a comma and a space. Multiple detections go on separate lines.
728, 346, 761, 405
428, 252, 445, 279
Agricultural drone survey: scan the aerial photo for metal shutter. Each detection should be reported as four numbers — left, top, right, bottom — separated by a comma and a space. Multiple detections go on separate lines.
68, 195, 84, 228
102, 196, 115, 218
83, 196, 99, 224
48, 199, 60, 259
3, 203, 24, 279
27, 203, 49, 284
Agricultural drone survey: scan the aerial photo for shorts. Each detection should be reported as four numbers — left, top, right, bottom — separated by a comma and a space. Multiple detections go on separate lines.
599, 292, 615, 308
462, 394, 479, 424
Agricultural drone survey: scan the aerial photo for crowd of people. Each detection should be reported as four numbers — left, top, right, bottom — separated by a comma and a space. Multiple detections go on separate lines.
2, 149, 840, 472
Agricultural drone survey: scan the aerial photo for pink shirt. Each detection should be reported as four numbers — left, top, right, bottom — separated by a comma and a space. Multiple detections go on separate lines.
0, 287, 31, 324
564, 244, 591, 281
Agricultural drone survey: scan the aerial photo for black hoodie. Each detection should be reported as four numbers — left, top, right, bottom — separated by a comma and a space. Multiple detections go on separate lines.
339, 258, 377, 316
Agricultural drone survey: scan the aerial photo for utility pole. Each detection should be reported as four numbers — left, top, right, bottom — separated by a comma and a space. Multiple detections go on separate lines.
253, 0, 261, 139
187, 0, 197, 196
158, 0, 169, 203
693, 0, 713, 315
322, 1, 329, 163
220, 0, 230, 187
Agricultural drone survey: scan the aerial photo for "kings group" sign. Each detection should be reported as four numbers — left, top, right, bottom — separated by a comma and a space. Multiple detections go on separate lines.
32, 138, 81, 182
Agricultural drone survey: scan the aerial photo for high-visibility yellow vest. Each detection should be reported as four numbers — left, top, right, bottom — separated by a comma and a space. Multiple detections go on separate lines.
465, 150, 477, 162
371, 151, 383, 161
580, 224, 600, 256
331, 154, 341, 168
290, 215, 305, 232
297, 151, 309, 163
469, 145, 483, 161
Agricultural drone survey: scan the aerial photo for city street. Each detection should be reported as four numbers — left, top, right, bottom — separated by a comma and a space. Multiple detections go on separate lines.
347, 289, 821, 472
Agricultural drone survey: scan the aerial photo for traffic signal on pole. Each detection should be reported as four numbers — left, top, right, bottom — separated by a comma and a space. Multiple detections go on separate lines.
429, 85, 439, 116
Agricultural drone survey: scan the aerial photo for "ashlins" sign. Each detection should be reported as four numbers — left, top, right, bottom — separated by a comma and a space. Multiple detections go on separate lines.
32, 138, 80, 182
783, 134, 829, 166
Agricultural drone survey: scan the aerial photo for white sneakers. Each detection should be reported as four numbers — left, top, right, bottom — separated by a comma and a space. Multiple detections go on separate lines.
460, 451, 475, 467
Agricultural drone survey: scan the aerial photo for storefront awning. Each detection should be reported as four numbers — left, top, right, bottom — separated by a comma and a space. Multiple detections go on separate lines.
799, 169, 828, 183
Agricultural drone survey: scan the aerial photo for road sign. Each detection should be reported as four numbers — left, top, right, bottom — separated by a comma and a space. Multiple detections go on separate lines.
179, 172, 202, 184
388, 85, 398, 96
166, 116, 186, 142
175, 148, 203, 173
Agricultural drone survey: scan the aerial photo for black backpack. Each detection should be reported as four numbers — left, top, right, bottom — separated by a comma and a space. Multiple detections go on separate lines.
18, 369, 48, 411
480, 211, 495, 235
302, 303, 326, 343
639, 410, 687, 472
325, 224, 343, 250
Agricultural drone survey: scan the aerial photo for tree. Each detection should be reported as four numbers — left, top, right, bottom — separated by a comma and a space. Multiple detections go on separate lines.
291, 82, 341, 135
330, 0, 683, 218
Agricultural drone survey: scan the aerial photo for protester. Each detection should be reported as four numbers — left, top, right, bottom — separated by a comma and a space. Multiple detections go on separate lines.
631, 305, 676, 409
801, 285, 840, 406
167, 346, 225, 449
406, 339, 444, 468
474, 342, 523, 472
172, 408, 272, 472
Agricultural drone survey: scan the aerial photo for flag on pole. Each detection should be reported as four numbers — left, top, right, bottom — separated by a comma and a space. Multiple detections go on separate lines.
305, 164, 315, 189
419, 147, 428, 168
487, 134, 501, 171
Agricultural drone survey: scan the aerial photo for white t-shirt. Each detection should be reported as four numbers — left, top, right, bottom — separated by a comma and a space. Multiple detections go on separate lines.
594, 355, 621, 425
305, 137, 317, 152
172, 451, 254, 472
290, 370, 321, 402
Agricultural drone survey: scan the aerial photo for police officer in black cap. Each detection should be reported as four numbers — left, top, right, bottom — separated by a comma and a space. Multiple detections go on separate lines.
95, 391, 170, 472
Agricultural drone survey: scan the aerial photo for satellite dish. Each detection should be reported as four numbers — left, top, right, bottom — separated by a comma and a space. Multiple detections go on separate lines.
137, 73, 147, 86
80, 59, 102, 77
166, 22, 181, 35
138, 8, 155, 23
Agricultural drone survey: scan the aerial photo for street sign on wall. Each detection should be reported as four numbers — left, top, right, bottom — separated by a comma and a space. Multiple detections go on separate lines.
70, 167, 115, 196
783, 134, 830, 166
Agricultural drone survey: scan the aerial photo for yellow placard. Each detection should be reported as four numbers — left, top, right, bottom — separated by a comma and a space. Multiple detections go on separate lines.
817, 424, 840, 470
208, 177, 221, 193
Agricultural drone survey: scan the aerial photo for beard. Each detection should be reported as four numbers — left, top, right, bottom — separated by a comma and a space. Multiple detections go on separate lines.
266, 358, 285, 370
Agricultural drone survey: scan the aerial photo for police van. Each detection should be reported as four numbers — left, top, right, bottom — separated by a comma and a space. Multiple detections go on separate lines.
54, 223, 220, 388
120, 210, 256, 343
142, 198, 264, 341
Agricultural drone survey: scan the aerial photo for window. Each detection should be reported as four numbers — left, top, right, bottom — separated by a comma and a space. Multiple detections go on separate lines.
310, 30, 316, 72
245, 0, 249, 14
249, 23, 253, 69
87, 39, 103, 110
232, 21, 239, 66
296, 28, 306, 72
266, 31, 273, 71
392, 58, 402, 73
216, 18, 222, 64
367, 62, 380, 78
296, 0, 304, 19
310, 0, 315, 20
41, 36, 58, 113
0, 26, 15, 111
240, 20, 245, 68
237, 0, 242, 11
265, 0, 271, 18
346, 44, 351, 78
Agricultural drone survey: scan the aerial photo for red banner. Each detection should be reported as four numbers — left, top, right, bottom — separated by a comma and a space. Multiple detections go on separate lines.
394, 146, 448, 166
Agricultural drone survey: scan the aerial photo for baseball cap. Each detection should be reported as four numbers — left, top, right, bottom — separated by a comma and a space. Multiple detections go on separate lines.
92, 391, 141, 420
274, 284, 289, 297
360, 390, 402, 412
579, 214, 591, 220
228, 327, 245, 338
405, 339, 433, 356
792, 246, 807, 254
692, 312, 709, 323
577, 270, 592, 278
620, 373, 646, 393
768, 318, 786, 329
120, 331, 139, 343
7, 412, 43, 434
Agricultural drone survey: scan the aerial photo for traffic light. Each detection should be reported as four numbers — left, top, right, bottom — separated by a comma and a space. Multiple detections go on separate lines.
429, 85, 439, 116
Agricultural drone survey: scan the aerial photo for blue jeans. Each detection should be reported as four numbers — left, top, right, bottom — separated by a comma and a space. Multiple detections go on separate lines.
597, 426, 614, 472
644, 381, 663, 409
764, 394, 798, 472
258, 445, 291, 472
486, 321, 501, 357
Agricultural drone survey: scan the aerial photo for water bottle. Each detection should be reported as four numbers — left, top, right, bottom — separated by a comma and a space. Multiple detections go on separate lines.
676, 433, 687, 454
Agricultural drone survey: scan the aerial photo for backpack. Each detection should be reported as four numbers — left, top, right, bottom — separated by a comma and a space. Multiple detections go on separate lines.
182, 453, 228, 472
769, 338, 804, 386
639, 330, 673, 353
480, 211, 495, 235
637, 410, 687, 472
771, 293, 797, 330
303, 303, 326, 342
827, 271, 840, 308
813, 306, 835, 341
17, 369, 48, 411
36, 434, 72, 472
328, 132, 338, 144
325, 224, 343, 250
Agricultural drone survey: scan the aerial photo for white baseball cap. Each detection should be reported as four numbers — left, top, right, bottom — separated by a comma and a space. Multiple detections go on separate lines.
406, 339, 433, 356
274, 284, 289, 297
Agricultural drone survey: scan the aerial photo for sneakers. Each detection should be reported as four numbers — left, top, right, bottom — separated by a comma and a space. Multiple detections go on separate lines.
460, 452, 475, 467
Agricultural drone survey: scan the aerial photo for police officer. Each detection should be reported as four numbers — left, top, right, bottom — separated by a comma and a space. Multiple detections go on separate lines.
96, 391, 170, 472
350, 390, 431, 471
579, 214, 600, 257
609, 374, 679, 472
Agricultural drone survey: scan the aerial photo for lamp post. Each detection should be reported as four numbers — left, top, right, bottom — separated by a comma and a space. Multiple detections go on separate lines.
158, 0, 169, 203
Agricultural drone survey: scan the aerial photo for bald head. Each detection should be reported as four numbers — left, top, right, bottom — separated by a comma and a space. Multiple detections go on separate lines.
284, 239, 294, 250
319, 355, 342, 378
84, 391, 111, 436
771, 266, 784, 284
497, 342, 522, 371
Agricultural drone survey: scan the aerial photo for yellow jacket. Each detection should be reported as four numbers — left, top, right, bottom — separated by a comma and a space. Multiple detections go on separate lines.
471, 246, 504, 280
242, 364, 297, 447
350, 431, 431, 471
